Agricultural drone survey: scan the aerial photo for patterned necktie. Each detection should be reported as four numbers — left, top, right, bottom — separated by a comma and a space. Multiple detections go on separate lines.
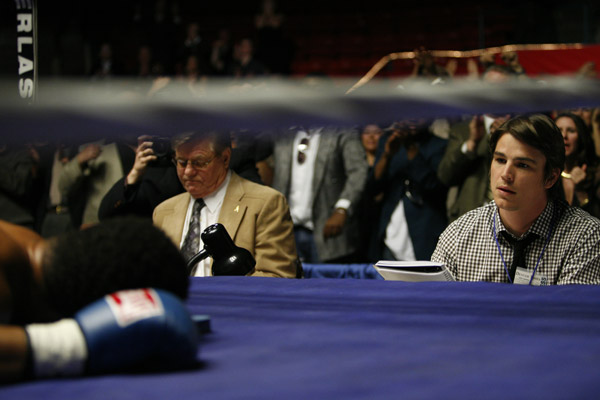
500, 231, 538, 282
181, 199, 206, 263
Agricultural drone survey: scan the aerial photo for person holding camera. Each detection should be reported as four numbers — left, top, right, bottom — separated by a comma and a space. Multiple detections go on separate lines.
98, 135, 183, 221
367, 118, 448, 262
59, 138, 135, 229
99, 133, 265, 221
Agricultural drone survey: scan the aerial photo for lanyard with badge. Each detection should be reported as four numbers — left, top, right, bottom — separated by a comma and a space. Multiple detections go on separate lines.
492, 208, 555, 286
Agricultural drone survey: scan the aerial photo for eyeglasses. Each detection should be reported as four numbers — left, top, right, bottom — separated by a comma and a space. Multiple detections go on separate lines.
297, 137, 309, 164
172, 156, 216, 170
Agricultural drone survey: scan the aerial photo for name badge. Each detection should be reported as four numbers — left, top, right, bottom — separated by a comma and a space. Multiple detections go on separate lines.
514, 267, 549, 286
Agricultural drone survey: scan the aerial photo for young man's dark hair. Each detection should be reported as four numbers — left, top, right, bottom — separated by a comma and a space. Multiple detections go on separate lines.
490, 113, 565, 199
42, 216, 189, 317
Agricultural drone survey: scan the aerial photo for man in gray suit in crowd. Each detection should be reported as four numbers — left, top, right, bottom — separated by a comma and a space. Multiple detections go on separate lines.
270, 126, 368, 264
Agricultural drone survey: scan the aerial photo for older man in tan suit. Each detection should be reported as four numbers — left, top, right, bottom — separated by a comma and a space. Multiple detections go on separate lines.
153, 131, 299, 278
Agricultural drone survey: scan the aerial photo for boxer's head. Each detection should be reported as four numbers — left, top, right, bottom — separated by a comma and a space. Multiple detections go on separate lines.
41, 216, 189, 317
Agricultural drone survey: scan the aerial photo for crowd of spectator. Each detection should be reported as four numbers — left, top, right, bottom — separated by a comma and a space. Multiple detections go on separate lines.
3, 62, 600, 267
78, 0, 294, 84
3, 0, 600, 269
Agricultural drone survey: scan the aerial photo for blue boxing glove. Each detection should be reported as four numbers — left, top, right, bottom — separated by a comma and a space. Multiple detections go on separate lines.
25, 288, 199, 377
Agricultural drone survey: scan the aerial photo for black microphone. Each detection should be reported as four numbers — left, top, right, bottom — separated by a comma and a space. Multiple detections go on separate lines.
186, 223, 256, 276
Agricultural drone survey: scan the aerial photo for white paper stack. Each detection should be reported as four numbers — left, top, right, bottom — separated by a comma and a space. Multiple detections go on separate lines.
374, 260, 455, 282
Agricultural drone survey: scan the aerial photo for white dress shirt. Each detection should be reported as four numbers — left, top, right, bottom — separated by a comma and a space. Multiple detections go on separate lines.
289, 128, 321, 229
384, 199, 417, 261
181, 170, 231, 277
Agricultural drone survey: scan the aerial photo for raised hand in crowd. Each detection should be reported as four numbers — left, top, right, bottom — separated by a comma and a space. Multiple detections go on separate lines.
126, 136, 159, 185
374, 120, 421, 180
465, 116, 486, 153
466, 114, 510, 153
76, 143, 102, 166
501, 51, 525, 75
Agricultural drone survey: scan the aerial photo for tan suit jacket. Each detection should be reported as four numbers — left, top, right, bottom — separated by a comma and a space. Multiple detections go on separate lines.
153, 172, 298, 278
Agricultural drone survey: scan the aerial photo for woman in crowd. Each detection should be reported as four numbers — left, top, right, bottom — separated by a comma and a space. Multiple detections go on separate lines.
555, 112, 600, 218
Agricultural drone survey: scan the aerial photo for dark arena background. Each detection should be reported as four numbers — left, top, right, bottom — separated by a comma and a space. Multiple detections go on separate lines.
1, 0, 600, 79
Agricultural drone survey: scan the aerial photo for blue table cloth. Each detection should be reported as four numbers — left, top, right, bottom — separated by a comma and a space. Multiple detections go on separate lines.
2, 277, 600, 399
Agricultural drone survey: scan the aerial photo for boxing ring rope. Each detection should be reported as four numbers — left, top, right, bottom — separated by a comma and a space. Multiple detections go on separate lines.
2, 75, 600, 144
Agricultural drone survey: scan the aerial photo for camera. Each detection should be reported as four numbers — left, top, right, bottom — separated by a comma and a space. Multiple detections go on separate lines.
150, 137, 172, 158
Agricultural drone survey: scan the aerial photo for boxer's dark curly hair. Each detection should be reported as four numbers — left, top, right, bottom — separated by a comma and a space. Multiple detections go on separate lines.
42, 216, 189, 317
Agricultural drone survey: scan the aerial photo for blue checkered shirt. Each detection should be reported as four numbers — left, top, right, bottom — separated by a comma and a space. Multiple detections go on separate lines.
431, 200, 600, 284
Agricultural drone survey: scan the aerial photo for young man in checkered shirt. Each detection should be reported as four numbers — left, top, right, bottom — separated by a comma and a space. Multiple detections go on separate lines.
432, 113, 600, 285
